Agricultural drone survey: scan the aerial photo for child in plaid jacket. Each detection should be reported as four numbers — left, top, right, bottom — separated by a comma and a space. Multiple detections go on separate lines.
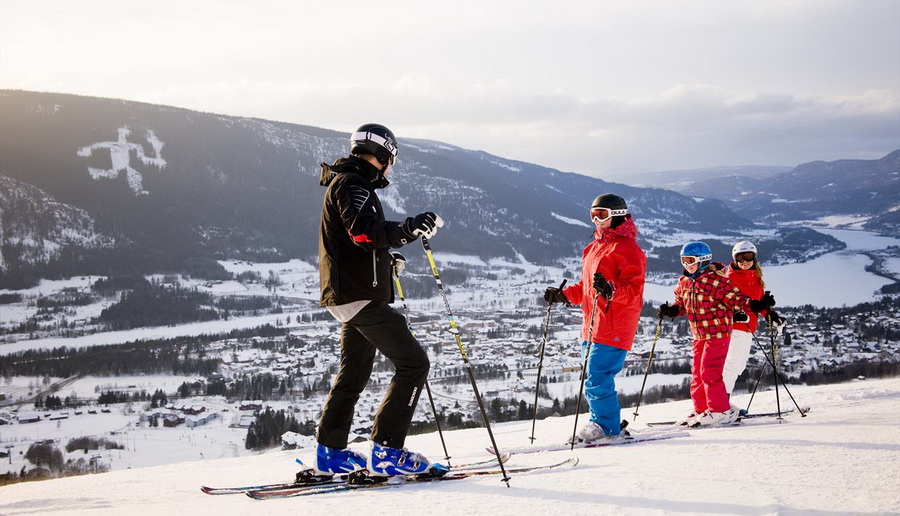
658, 242, 773, 426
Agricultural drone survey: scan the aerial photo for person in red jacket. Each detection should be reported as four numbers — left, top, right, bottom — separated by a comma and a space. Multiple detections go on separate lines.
544, 193, 646, 442
658, 241, 775, 426
723, 241, 784, 398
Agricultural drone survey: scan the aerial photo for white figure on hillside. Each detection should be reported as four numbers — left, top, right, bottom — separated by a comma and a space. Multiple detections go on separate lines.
77, 126, 167, 195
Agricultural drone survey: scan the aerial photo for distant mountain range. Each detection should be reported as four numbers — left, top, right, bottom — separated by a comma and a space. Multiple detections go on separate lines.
727, 151, 900, 231
613, 154, 900, 234
606, 165, 792, 192
0, 90, 848, 288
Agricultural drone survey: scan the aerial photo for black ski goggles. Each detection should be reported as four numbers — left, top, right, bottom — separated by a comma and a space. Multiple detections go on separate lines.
734, 252, 756, 263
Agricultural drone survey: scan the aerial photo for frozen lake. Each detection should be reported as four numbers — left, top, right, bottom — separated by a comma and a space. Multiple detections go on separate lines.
645, 226, 899, 308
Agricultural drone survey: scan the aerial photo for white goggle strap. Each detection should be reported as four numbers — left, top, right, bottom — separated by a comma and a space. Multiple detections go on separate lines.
351, 131, 399, 158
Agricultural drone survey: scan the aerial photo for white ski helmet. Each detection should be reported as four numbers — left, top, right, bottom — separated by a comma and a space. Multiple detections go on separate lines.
732, 240, 758, 260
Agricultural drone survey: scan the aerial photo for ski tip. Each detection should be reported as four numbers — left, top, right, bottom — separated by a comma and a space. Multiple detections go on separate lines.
483, 449, 512, 462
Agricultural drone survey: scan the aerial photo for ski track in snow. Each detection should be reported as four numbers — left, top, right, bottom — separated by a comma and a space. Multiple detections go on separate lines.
1, 378, 898, 515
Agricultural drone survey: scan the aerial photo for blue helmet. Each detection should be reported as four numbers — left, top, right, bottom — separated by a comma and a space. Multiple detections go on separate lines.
680, 241, 712, 269
680, 241, 712, 258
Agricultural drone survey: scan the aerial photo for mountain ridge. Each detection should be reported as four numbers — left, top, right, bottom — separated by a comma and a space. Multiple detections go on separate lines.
0, 90, 843, 287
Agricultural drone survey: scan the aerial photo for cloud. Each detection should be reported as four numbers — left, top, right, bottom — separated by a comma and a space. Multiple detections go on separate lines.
93, 76, 899, 176
382, 82, 899, 174
5, 1, 896, 175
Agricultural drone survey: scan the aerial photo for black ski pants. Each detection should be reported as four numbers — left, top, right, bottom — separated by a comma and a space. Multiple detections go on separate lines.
317, 301, 430, 450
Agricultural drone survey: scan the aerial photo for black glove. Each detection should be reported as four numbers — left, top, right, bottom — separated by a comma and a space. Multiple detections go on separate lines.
543, 287, 568, 305
658, 302, 680, 319
390, 252, 406, 277
593, 272, 613, 300
768, 310, 787, 335
749, 290, 776, 313
733, 311, 749, 323
402, 212, 438, 239
767, 310, 784, 326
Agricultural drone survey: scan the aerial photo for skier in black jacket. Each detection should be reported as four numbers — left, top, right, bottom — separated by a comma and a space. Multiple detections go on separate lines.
314, 123, 440, 477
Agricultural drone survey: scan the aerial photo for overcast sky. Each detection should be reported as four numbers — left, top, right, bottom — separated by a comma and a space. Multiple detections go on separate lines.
2, 0, 898, 177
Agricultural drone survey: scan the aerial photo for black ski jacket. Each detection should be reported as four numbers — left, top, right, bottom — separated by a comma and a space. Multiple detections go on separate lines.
318, 156, 413, 306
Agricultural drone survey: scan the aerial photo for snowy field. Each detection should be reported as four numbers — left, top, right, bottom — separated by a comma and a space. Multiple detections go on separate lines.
0, 224, 897, 506
1, 378, 897, 516
0, 387, 257, 473
1, 226, 897, 356
0, 370, 690, 476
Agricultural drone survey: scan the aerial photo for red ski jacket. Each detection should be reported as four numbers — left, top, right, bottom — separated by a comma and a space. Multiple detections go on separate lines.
562, 216, 646, 351
726, 263, 767, 333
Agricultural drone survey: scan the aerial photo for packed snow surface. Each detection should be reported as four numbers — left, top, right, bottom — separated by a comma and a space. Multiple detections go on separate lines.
2, 378, 898, 515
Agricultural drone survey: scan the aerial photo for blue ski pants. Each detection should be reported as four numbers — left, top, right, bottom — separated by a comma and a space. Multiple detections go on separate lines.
581, 341, 628, 436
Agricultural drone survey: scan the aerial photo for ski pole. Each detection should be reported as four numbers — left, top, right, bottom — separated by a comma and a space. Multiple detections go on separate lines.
421, 236, 511, 486
768, 315, 783, 419
632, 314, 664, 421
779, 328, 806, 416
529, 279, 567, 443
570, 293, 600, 451
393, 271, 452, 466
749, 327, 807, 417
745, 355, 768, 413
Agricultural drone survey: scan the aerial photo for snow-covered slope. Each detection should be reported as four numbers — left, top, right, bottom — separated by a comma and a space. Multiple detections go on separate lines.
0, 175, 114, 271
2, 379, 897, 516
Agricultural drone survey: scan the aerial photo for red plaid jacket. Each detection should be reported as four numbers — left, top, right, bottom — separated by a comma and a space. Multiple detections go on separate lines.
671, 262, 753, 340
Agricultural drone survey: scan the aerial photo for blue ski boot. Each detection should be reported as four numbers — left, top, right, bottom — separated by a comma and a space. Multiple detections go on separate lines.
368, 441, 431, 476
314, 444, 366, 475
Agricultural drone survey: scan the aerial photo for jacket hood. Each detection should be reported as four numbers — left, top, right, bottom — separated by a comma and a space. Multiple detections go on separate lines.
593, 213, 638, 241
319, 156, 389, 188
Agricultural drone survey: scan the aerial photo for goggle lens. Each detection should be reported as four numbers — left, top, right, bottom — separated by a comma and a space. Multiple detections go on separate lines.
590, 206, 627, 222
735, 252, 755, 263
681, 253, 712, 266
591, 208, 611, 221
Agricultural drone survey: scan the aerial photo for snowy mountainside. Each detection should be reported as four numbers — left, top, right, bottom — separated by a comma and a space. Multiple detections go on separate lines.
0, 175, 114, 277
1, 89, 777, 283
618, 152, 900, 236
729, 150, 900, 234
1, 379, 897, 515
